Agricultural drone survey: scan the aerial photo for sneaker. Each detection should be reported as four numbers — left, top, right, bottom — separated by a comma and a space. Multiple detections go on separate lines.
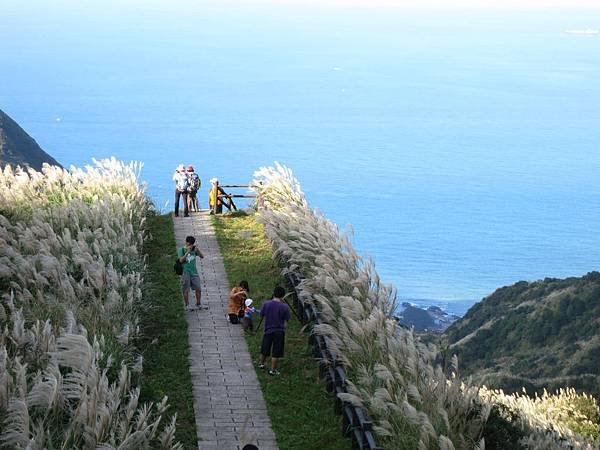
185, 305, 194, 312
268, 369, 281, 376
258, 363, 265, 370
197, 304, 208, 310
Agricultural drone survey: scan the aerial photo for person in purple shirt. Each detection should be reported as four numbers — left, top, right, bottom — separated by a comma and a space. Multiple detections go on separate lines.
258, 286, 291, 376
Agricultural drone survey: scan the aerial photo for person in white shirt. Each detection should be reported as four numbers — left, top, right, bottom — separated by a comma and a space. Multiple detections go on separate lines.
172, 164, 190, 217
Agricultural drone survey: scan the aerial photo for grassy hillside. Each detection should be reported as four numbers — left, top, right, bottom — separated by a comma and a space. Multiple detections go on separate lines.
444, 272, 600, 398
212, 212, 351, 450
251, 164, 600, 449
252, 165, 489, 449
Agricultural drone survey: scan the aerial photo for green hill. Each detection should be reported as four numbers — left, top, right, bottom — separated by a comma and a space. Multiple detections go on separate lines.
443, 272, 600, 398
0, 108, 61, 169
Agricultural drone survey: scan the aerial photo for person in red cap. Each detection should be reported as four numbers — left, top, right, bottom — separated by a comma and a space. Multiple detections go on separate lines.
186, 165, 201, 212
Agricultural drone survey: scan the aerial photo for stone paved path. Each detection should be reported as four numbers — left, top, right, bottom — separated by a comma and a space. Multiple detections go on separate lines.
173, 211, 278, 450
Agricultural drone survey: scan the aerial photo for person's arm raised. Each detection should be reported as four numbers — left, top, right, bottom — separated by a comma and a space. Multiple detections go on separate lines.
178, 247, 191, 263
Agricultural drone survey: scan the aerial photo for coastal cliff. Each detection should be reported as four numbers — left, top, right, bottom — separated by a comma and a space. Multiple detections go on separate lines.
0, 109, 61, 170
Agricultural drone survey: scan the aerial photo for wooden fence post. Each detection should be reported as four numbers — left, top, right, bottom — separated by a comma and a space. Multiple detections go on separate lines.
213, 180, 219, 215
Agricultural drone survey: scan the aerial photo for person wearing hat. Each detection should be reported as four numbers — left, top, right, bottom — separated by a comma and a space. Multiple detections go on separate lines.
242, 298, 260, 332
172, 164, 190, 217
208, 177, 225, 214
186, 165, 201, 212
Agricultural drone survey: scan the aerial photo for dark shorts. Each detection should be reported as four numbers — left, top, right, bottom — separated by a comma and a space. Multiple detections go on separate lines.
261, 331, 285, 358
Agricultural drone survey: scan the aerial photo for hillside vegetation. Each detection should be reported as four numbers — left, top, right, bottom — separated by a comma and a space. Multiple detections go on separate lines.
0, 160, 183, 448
0, 109, 61, 170
212, 212, 351, 449
252, 163, 600, 449
444, 273, 600, 399
253, 164, 488, 449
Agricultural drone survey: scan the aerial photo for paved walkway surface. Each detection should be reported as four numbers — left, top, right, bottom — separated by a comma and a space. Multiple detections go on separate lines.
173, 211, 278, 450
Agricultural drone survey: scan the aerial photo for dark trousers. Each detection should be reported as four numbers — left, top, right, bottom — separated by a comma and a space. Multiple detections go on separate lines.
174, 190, 189, 216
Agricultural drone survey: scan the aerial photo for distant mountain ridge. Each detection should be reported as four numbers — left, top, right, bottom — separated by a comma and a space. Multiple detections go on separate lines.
0, 109, 60, 170
443, 272, 600, 398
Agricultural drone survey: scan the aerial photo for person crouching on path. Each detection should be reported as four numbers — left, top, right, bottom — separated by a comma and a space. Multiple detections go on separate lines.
228, 280, 249, 324
258, 286, 291, 376
177, 235, 205, 311
173, 164, 190, 217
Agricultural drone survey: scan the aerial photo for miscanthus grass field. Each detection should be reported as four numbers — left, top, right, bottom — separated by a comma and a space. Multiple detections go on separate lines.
251, 163, 600, 450
0, 159, 193, 449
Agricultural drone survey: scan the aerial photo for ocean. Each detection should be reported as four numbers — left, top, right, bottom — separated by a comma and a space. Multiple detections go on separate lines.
1, 1, 599, 315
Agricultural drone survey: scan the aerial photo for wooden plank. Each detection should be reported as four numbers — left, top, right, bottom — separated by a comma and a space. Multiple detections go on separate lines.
216, 194, 256, 198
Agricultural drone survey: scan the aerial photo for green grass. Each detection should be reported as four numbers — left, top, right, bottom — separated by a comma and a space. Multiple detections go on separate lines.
212, 212, 352, 450
139, 212, 197, 448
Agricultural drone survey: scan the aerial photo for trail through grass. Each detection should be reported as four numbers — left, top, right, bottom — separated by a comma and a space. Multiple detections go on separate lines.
213, 212, 351, 450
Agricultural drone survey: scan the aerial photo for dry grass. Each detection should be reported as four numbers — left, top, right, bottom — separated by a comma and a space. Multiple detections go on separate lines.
250, 163, 600, 450
0, 160, 181, 448
252, 164, 487, 450
480, 387, 600, 449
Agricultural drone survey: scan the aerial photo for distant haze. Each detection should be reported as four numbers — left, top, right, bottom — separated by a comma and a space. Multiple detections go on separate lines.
239, 0, 600, 8
4, 0, 600, 11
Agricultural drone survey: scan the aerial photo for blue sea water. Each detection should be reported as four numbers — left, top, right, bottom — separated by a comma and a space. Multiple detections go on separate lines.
1, 1, 599, 315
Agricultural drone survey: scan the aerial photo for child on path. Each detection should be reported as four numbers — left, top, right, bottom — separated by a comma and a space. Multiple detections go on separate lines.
258, 286, 291, 376
177, 235, 206, 311
242, 298, 260, 332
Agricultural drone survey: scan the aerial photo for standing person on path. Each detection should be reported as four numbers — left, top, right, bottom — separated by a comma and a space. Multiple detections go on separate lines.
177, 235, 205, 311
186, 165, 201, 212
173, 164, 190, 217
258, 286, 291, 376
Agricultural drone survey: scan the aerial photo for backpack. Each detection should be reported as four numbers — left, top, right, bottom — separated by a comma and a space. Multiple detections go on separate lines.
175, 173, 189, 192
174, 255, 184, 275
188, 173, 201, 193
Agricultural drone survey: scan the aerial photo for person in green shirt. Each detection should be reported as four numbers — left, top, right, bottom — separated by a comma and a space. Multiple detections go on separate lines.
177, 235, 205, 311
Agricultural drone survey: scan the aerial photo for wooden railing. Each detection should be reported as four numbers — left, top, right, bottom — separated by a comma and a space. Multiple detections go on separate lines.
285, 272, 383, 450
211, 181, 258, 215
